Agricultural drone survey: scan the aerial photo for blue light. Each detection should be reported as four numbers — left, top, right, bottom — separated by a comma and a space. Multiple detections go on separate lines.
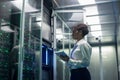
46, 49, 48, 65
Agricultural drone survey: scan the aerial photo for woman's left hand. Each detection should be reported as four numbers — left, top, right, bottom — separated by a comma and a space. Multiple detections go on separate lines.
59, 55, 69, 62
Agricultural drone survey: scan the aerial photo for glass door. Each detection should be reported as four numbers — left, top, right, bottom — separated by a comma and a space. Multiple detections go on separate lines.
54, 13, 73, 80
0, 0, 43, 80
20, 13, 42, 80
17, 0, 43, 80
0, 0, 22, 80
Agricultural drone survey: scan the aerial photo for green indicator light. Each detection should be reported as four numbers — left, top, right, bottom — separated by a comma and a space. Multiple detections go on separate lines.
1, 19, 4, 21
2, 5, 6, 8
9, 9, 11, 12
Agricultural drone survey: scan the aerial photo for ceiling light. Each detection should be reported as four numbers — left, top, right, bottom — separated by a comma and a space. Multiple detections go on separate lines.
56, 34, 64, 40
56, 28, 62, 34
84, 6, 99, 16
91, 31, 102, 37
86, 16, 100, 25
69, 13, 83, 21
90, 25, 101, 31
78, 0, 96, 5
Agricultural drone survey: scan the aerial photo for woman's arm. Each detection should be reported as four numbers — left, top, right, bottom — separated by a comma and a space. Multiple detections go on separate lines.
67, 44, 92, 68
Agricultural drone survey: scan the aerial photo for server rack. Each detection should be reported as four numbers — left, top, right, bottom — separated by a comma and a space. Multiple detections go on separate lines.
0, 0, 54, 80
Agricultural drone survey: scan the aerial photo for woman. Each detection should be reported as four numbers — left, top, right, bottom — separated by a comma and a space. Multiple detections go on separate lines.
60, 23, 92, 80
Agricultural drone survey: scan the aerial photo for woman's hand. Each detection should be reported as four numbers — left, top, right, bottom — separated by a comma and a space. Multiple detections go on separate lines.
59, 55, 69, 62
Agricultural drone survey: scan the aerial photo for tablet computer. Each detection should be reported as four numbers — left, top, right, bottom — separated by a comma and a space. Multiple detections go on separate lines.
55, 51, 68, 57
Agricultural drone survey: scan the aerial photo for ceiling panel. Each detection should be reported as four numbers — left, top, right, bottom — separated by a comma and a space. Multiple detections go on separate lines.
86, 14, 116, 25
89, 24, 115, 31
53, 0, 118, 9
87, 2, 119, 44
97, 3, 114, 14
95, 0, 117, 2
99, 15, 116, 23
88, 35, 115, 45
100, 24, 115, 31
58, 12, 84, 22
89, 30, 115, 36
53, 0, 119, 44
53, 0, 79, 8
84, 3, 115, 16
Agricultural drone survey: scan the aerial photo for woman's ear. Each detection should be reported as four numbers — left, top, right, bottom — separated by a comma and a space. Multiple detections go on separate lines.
79, 30, 82, 34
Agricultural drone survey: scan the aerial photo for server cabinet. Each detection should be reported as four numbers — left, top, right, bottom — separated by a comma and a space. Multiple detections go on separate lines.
42, 44, 53, 80
0, 23, 13, 80
0, 0, 43, 80
0, 0, 54, 80
117, 14, 120, 79
0, 1, 17, 80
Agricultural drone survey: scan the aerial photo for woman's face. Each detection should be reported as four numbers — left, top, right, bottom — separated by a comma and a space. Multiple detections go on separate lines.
72, 27, 79, 40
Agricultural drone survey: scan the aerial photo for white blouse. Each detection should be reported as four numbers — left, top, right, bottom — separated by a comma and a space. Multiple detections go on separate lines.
67, 39, 92, 69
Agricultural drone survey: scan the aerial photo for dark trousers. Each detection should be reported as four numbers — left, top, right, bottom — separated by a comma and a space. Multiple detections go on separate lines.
70, 68, 91, 80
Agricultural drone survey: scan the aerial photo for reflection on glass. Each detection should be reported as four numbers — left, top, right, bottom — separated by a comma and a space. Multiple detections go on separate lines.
0, 20, 14, 32
0, 1, 15, 80
11, 0, 39, 12
0, 0, 42, 80
1, 25, 15, 32
23, 14, 42, 80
